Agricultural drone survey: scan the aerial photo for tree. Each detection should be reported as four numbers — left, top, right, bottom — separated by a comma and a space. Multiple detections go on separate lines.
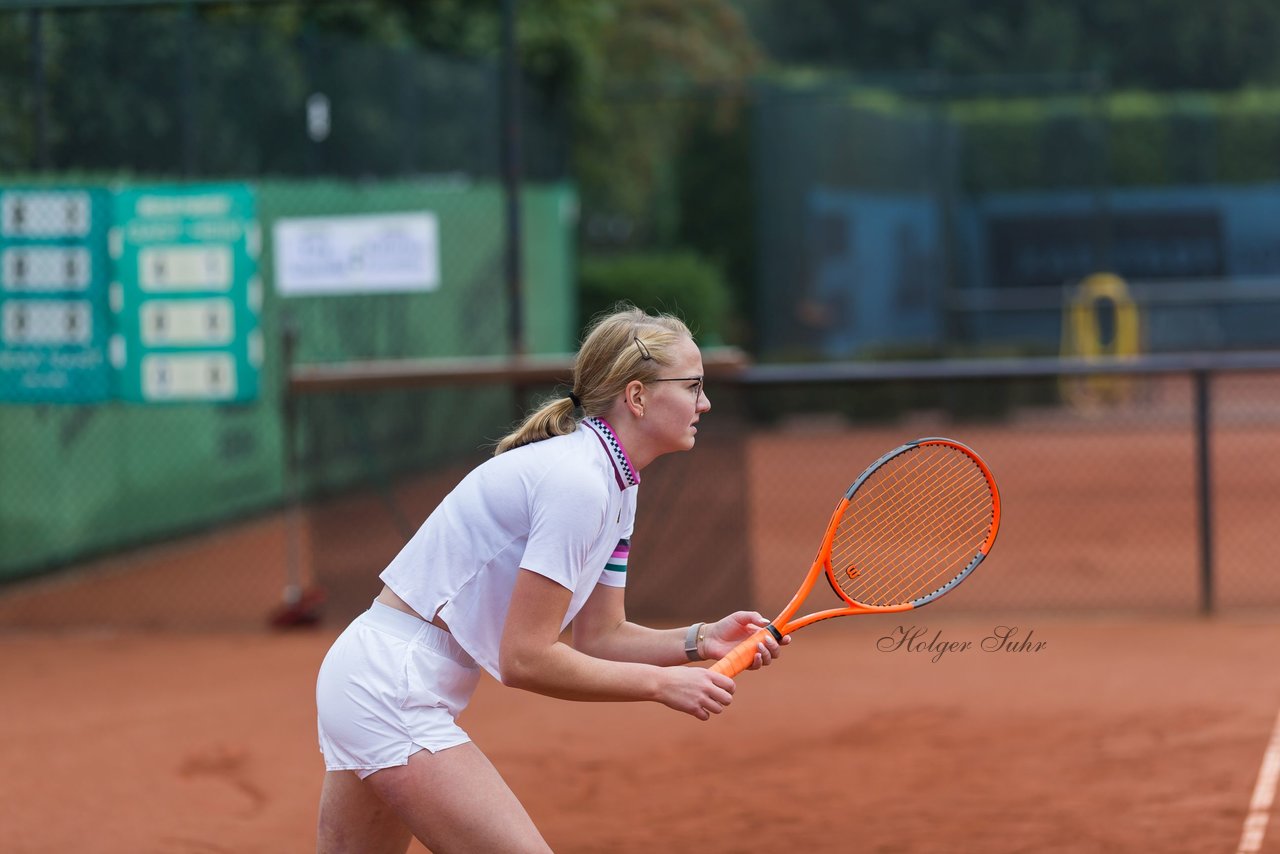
733, 0, 1280, 92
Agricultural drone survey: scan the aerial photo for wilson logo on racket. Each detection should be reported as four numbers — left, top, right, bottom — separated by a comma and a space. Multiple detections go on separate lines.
710, 437, 1001, 679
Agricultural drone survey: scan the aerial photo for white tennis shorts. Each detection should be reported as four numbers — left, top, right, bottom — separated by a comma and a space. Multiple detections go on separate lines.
316, 600, 481, 779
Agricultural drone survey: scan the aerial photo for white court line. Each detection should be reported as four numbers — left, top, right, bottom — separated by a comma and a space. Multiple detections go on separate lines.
1238, 705, 1280, 854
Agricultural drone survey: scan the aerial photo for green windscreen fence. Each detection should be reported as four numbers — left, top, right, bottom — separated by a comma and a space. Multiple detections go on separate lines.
0, 179, 577, 582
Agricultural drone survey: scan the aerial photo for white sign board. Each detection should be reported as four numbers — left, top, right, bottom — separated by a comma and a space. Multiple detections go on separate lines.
273, 212, 440, 296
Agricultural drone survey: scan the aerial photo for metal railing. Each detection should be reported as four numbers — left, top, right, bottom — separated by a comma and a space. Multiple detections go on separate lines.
286, 348, 1280, 618
734, 350, 1280, 615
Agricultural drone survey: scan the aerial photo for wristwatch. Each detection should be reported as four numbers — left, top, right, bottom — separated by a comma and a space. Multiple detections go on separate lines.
684, 622, 705, 662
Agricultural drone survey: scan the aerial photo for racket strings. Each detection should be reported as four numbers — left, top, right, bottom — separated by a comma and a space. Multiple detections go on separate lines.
849, 449, 983, 558
850, 464, 992, 603
849, 468, 992, 603
844, 505, 990, 604
831, 446, 994, 606
839, 485, 989, 605
855, 472, 991, 567
837, 491, 988, 605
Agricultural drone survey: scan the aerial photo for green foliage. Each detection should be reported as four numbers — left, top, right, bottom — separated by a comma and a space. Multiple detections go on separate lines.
1103, 93, 1176, 187
736, 0, 1280, 93
1214, 89, 1280, 183
578, 251, 732, 345
570, 0, 761, 243
673, 100, 755, 340
947, 87, 1280, 191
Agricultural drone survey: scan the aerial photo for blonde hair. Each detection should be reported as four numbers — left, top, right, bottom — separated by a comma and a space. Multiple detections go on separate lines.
494, 304, 693, 455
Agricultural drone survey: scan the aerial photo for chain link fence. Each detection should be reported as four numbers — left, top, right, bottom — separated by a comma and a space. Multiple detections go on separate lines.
750, 74, 1280, 361
0, 3, 573, 628
4, 356, 1279, 630
5, 8, 1280, 631
1, 3, 568, 180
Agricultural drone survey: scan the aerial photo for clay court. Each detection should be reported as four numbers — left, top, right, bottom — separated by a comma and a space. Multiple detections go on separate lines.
9, 5, 1280, 851
2, 615, 1279, 853
3, 376, 1280, 853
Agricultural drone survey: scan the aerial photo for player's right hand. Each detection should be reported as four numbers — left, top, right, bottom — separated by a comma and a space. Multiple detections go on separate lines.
655, 666, 735, 721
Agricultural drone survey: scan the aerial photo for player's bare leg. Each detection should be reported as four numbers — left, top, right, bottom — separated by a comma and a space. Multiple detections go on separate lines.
317, 769, 412, 854
364, 742, 551, 854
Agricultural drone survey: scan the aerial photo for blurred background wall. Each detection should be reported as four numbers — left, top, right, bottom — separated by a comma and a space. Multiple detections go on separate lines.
3, 0, 1280, 628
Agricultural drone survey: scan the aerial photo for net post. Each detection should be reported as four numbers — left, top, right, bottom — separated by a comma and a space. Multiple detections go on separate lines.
269, 315, 324, 628
1194, 370, 1214, 616
281, 316, 302, 606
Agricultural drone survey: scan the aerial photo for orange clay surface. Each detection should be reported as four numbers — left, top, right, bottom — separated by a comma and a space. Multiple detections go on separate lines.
5, 379, 1280, 853
2, 616, 1279, 853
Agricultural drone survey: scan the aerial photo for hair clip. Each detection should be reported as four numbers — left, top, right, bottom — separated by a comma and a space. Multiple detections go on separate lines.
633, 336, 653, 361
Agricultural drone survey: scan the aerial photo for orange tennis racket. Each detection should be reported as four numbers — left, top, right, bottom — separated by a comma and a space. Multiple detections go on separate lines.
712, 437, 1001, 677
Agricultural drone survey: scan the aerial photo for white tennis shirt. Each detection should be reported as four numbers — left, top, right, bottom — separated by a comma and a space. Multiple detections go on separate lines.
380, 417, 639, 681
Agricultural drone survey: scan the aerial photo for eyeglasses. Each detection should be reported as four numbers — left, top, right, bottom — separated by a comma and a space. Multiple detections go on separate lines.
648, 376, 705, 399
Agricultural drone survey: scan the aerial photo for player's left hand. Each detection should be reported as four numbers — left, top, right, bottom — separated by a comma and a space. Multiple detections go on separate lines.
702, 611, 790, 670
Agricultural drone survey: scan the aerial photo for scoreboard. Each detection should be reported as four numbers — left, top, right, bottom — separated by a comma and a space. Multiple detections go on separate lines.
111, 186, 262, 403
0, 188, 112, 402
0, 183, 260, 404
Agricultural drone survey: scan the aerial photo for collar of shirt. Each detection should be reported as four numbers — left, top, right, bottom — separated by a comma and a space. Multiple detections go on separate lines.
582, 416, 641, 491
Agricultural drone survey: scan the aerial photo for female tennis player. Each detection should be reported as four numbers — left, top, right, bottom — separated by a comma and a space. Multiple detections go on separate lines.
315, 305, 787, 853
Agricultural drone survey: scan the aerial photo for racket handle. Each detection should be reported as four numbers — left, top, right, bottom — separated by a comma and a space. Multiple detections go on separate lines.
709, 627, 774, 678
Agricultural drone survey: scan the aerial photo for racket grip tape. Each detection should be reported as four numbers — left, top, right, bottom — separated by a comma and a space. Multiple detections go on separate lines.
708, 626, 777, 677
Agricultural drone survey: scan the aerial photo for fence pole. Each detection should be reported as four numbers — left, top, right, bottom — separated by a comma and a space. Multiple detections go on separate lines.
1194, 370, 1214, 615
500, 0, 524, 358
179, 0, 196, 177
29, 8, 47, 170
281, 316, 302, 607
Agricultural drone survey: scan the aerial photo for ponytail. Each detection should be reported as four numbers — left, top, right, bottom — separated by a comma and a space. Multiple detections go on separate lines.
493, 395, 578, 455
